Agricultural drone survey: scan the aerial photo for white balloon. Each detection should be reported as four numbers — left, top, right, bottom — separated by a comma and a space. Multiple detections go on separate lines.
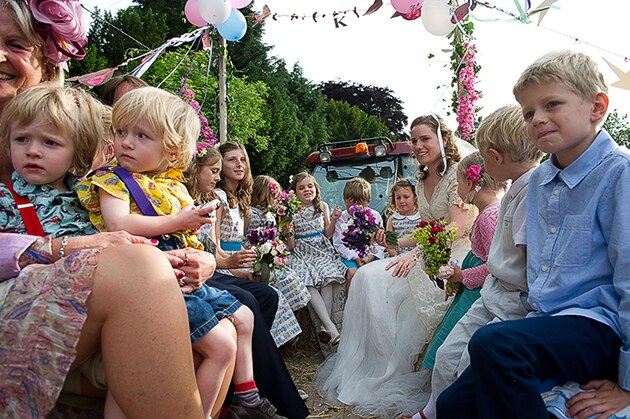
421, 0, 455, 36
198, 0, 231, 25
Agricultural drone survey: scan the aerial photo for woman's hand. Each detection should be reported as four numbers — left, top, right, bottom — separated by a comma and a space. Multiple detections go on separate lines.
566, 380, 630, 419
163, 248, 216, 293
66, 231, 158, 254
385, 250, 417, 278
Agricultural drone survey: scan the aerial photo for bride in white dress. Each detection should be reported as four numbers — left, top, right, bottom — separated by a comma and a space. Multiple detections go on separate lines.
315, 115, 477, 418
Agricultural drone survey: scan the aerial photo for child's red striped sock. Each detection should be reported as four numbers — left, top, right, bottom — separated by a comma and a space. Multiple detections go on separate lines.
233, 380, 260, 406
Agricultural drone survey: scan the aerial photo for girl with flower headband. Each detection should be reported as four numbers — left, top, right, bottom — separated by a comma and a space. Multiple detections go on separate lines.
384, 178, 421, 257
212, 143, 303, 348
422, 151, 507, 372
246, 175, 310, 312
290, 171, 348, 347
185, 145, 310, 418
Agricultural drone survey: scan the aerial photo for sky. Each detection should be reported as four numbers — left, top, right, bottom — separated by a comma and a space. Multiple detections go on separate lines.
82, 0, 630, 129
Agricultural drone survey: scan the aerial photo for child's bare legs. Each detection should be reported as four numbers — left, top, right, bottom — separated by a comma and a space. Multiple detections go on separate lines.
193, 319, 237, 418
230, 306, 255, 384
345, 268, 357, 295
77, 245, 204, 419
308, 285, 339, 341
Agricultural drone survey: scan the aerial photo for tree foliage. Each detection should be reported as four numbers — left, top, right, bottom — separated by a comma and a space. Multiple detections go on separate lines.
73, 3, 409, 183
604, 109, 630, 147
324, 100, 391, 141
318, 80, 408, 138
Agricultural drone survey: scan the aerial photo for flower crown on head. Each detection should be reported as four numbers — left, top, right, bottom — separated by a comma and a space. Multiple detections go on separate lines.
24, 0, 88, 70
465, 165, 482, 183
195, 141, 211, 159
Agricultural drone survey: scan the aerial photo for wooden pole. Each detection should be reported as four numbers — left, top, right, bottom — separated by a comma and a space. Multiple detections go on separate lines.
218, 36, 227, 144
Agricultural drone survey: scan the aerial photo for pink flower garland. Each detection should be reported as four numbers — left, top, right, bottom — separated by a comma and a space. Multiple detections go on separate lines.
456, 42, 481, 143
182, 85, 217, 147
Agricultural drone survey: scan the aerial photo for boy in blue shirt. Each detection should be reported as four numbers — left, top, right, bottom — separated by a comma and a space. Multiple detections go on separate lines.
437, 50, 630, 418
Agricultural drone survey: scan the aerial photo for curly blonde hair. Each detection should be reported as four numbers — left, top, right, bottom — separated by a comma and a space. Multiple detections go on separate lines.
217, 142, 253, 221
410, 114, 460, 180
290, 171, 324, 214
0, 83, 108, 178
112, 87, 199, 172
184, 146, 222, 204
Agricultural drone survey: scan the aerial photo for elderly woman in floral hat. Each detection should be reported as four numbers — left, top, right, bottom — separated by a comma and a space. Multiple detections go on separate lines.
0, 1, 209, 417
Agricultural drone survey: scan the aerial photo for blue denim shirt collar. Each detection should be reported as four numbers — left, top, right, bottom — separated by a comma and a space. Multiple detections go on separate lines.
536, 129, 617, 189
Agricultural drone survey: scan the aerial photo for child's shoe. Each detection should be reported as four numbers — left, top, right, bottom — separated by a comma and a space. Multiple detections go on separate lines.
318, 325, 331, 343
230, 398, 287, 419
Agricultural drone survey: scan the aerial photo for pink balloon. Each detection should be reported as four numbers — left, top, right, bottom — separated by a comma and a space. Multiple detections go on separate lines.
391, 0, 424, 14
185, 0, 207, 26
231, 0, 251, 8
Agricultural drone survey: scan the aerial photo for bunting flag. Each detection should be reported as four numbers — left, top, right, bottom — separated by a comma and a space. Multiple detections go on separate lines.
603, 58, 630, 91
67, 67, 116, 86
68, 27, 208, 87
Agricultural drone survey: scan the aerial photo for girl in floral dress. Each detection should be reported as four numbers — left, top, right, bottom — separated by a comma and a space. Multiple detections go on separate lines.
214, 142, 302, 347
385, 178, 422, 257
290, 172, 347, 345
247, 175, 311, 311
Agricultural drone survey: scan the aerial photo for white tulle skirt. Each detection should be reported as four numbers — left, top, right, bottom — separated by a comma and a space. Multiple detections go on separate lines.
314, 239, 471, 418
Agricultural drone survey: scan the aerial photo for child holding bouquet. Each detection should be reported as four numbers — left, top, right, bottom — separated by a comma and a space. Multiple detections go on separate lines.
247, 175, 310, 311
213, 142, 302, 348
421, 151, 505, 371
290, 172, 348, 345
332, 177, 385, 289
384, 178, 421, 257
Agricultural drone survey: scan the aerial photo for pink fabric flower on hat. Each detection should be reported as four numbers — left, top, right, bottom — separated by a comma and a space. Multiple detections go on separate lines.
26, 0, 88, 68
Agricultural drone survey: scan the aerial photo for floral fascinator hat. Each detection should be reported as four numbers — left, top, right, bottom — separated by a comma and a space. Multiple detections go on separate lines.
25, 0, 88, 70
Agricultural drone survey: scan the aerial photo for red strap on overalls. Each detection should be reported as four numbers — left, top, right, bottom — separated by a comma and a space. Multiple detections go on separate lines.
6, 182, 46, 237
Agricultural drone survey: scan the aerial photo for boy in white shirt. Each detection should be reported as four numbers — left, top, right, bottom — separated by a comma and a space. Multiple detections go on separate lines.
332, 177, 385, 291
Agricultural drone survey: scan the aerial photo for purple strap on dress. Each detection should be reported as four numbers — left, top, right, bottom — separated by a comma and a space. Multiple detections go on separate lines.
101, 167, 159, 217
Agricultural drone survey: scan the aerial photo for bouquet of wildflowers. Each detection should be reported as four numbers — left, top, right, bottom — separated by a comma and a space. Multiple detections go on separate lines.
269, 185, 304, 230
341, 205, 381, 259
410, 217, 457, 290
246, 222, 290, 284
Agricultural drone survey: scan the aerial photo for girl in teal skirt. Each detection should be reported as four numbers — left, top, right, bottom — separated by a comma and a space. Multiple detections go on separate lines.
422, 152, 507, 369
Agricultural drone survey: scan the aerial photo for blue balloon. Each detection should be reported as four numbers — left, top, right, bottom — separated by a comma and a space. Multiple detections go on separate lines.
216, 8, 247, 42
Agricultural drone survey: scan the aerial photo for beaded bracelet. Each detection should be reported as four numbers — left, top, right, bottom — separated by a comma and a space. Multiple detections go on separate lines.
57, 236, 69, 258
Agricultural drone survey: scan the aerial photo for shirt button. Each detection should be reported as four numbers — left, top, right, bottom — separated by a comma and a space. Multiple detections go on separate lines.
550, 227, 557, 234
553, 189, 560, 196
541, 264, 548, 272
